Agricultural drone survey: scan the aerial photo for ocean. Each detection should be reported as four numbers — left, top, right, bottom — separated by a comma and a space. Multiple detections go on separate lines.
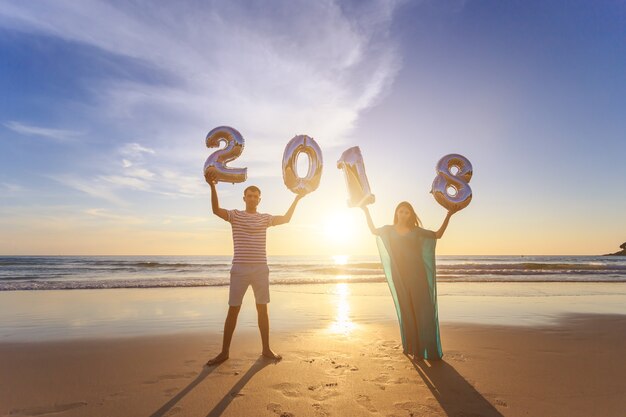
1, 255, 625, 291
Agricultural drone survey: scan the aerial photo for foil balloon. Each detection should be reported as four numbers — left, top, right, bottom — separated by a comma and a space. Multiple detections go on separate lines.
337, 146, 375, 207
203, 126, 247, 184
431, 154, 473, 212
282, 135, 323, 195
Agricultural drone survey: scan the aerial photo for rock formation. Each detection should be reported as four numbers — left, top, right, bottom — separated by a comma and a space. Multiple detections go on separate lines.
604, 242, 626, 256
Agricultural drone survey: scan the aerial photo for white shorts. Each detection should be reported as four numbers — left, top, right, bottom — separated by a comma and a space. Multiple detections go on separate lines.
228, 264, 270, 306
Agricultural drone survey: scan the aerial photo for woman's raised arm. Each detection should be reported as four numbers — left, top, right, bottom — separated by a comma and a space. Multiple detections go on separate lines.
434, 210, 456, 239
361, 206, 380, 235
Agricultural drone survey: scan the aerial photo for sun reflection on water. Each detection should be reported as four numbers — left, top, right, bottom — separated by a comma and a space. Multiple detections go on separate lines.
332, 255, 349, 265
328, 283, 357, 335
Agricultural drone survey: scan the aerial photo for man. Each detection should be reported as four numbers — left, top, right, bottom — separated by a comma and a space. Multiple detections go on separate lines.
205, 171, 305, 366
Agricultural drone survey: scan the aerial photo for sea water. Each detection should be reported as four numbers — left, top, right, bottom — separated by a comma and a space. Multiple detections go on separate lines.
1, 256, 625, 341
1, 255, 625, 291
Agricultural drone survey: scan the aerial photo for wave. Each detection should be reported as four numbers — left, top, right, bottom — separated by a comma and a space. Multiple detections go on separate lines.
88, 261, 231, 268
2, 275, 626, 291
1, 256, 625, 291
440, 263, 626, 271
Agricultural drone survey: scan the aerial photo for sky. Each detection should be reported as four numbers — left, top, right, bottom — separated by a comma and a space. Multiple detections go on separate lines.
0, 0, 624, 256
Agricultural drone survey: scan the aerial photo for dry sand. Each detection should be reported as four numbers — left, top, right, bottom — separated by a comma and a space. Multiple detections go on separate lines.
1, 313, 625, 417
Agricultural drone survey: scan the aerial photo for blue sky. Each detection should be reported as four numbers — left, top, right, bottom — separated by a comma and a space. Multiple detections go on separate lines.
0, 0, 624, 255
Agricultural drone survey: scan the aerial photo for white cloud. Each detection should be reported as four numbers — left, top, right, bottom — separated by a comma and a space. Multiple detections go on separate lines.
83, 208, 145, 224
49, 174, 125, 205
0, 1, 403, 201
0, 1, 400, 140
3, 121, 83, 142
119, 143, 155, 157
124, 167, 155, 180
1, 182, 23, 193
98, 175, 148, 190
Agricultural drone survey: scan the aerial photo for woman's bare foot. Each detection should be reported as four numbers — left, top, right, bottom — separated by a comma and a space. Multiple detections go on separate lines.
205, 351, 229, 366
262, 349, 282, 361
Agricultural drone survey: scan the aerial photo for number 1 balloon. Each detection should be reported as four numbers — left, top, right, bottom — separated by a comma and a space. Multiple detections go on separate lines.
203, 126, 247, 184
282, 135, 323, 195
431, 154, 473, 212
337, 146, 375, 207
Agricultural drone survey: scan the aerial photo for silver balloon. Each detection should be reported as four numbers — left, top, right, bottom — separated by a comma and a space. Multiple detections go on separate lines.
203, 126, 247, 184
337, 146, 375, 207
431, 154, 473, 212
282, 135, 323, 195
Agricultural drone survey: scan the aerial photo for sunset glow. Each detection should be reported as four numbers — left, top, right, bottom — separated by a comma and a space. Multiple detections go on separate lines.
0, 2, 623, 256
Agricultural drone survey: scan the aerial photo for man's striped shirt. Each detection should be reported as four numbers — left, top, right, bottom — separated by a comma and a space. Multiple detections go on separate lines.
227, 209, 274, 264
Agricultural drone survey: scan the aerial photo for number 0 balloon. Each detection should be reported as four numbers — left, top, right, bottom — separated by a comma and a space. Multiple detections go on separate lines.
203, 126, 247, 184
431, 154, 473, 212
282, 135, 323, 195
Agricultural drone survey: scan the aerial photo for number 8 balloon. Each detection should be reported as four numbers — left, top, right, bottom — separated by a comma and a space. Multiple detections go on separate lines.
203, 126, 247, 184
431, 154, 473, 212
282, 135, 323, 195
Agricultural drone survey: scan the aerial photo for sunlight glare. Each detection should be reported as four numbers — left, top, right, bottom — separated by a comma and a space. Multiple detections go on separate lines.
332, 255, 349, 265
323, 211, 359, 244
328, 283, 356, 335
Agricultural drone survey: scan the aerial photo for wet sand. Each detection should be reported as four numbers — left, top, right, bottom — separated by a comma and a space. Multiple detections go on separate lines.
1, 311, 625, 416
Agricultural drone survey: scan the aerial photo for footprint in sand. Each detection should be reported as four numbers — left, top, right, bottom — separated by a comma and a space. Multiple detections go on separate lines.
270, 382, 302, 398
363, 373, 390, 390
356, 394, 378, 412
489, 397, 508, 407
325, 360, 354, 376
389, 376, 411, 384
496, 399, 508, 407
309, 383, 341, 401
266, 402, 295, 417
8, 402, 88, 416
445, 351, 468, 362
144, 371, 197, 384
394, 400, 442, 416
368, 374, 390, 383
311, 403, 330, 417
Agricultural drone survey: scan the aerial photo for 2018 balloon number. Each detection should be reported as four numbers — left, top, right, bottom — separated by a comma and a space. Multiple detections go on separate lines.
204, 125, 473, 211
204, 126, 323, 195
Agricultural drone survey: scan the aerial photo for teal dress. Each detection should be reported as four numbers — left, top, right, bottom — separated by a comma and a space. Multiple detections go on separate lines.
376, 225, 442, 360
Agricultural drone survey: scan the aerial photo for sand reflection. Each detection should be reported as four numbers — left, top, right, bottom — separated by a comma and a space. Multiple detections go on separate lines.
328, 283, 357, 334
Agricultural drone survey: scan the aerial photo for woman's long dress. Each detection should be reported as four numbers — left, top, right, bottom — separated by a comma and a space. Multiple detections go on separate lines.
376, 225, 442, 360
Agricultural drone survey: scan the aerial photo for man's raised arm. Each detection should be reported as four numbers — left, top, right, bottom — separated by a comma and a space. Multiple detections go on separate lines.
271, 194, 305, 226
207, 172, 229, 222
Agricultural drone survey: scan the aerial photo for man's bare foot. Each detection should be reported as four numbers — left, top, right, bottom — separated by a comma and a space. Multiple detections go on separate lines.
262, 349, 282, 361
205, 352, 229, 366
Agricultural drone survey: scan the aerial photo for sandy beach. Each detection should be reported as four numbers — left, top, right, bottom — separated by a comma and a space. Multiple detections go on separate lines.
2, 1, 625, 416
1, 283, 625, 417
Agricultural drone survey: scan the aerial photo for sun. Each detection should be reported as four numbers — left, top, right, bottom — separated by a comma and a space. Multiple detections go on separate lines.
323, 210, 359, 244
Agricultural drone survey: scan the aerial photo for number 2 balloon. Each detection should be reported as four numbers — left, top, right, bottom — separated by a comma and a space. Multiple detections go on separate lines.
203, 126, 247, 184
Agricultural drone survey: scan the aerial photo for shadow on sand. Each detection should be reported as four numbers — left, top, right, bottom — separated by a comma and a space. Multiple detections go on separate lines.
205, 357, 274, 417
408, 355, 505, 417
149, 365, 216, 417
149, 357, 274, 417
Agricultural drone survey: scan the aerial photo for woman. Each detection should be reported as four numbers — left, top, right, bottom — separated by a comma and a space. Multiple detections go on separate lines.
362, 202, 455, 360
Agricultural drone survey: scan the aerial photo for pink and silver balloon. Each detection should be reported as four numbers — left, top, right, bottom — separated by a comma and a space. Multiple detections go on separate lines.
203, 126, 247, 184
282, 135, 323, 195
431, 154, 473, 212
337, 146, 375, 207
